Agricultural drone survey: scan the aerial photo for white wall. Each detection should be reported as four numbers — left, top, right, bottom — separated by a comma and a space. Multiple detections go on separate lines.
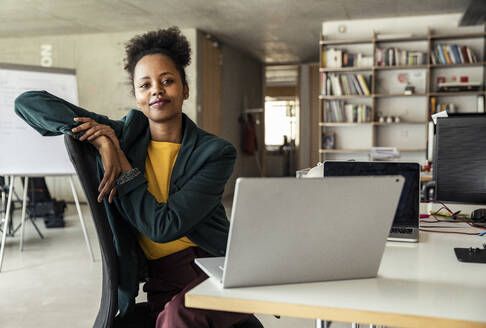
0, 28, 198, 201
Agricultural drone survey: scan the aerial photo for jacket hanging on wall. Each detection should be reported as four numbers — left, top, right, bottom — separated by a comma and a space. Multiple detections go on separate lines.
239, 113, 258, 155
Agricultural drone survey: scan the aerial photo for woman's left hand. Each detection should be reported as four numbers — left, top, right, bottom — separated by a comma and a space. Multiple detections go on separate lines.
72, 117, 120, 149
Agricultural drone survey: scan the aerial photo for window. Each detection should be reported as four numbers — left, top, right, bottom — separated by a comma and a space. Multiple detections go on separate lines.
264, 98, 296, 146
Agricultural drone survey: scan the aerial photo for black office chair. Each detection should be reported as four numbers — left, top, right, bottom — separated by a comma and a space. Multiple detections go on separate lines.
64, 135, 263, 328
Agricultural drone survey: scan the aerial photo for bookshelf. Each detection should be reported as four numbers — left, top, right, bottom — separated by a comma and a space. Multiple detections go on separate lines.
318, 29, 486, 161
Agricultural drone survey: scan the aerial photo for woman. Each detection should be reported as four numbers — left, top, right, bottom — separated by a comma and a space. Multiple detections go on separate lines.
15, 27, 255, 327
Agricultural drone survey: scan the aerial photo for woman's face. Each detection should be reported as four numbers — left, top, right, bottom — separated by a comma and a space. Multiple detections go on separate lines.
133, 53, 188, 124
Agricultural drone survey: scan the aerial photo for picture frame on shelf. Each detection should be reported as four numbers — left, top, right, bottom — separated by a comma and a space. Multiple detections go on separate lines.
322, 133, 336, 149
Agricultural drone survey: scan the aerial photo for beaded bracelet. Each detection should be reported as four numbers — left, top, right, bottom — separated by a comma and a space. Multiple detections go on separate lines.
116, 168, 141, 186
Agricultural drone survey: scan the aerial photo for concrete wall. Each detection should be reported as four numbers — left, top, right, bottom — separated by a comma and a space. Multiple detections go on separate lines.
0, 29, 197, 120
220, 45, 264, 195
0, 29, 197, 201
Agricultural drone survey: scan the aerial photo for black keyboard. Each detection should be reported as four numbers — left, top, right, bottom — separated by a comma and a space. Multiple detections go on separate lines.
390, 227, 414, 234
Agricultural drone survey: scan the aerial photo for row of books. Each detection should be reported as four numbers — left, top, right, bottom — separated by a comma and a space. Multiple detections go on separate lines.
322, 48, 373, 68
375, 48, 426, 66
321, 72, 371, 96
431, 44, 478, 65
324, 101, 372, 123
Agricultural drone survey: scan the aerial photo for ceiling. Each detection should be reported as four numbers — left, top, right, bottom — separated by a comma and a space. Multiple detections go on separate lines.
0, 0, 471, 64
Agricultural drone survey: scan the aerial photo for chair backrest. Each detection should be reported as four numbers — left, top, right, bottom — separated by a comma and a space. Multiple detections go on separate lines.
64, 135, 117, 328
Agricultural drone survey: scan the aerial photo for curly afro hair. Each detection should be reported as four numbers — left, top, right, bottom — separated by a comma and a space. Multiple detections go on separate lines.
124, 26, 191, 89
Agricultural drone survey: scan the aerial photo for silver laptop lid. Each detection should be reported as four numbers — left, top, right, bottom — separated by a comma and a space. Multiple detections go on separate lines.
222, 176, 404, 288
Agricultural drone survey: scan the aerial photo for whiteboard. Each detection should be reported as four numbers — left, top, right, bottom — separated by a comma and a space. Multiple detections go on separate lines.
0, 64, 77, 175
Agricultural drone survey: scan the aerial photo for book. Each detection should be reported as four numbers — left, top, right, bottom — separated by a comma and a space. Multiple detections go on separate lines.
436, 44, 446, 64
451, 45, 461, 63
347, 75, 358, 95
478, 96, 485, 113
461, 46, 469, 63
466, 47, 476, 63
375, 48, 383, 66
330, 74, 343, 95
329, 100, 345, 122
442, 44, 451, 64
357, 74, 370, 95
342, 53, 349, 67
321, 72, 327, 95
344, 104, 354, 123
446, 45, 456, 64
431, 49, 437, 64
350, 75, 363, 95
400, 50, 407, 66
340, 75, 350, 95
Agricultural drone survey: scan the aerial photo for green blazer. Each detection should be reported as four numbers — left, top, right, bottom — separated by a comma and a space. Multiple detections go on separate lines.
15, 91, 236, 316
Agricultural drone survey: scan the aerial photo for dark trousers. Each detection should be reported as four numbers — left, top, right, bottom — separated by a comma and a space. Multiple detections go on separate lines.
144, 247, 253, 328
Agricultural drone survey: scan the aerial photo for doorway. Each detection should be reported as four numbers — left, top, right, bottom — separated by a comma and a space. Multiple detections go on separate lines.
264, 65, 299, 176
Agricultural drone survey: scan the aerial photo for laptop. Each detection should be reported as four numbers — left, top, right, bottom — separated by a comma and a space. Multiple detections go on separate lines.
323, 161, 420, 242
195, 176, 404, 288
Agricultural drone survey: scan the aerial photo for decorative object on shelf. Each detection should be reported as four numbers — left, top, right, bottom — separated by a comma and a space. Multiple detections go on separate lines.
322, 133, 335, 150
436, 76, 446, 84
437, 81, 481, 92
394, 116, 401, 123
433, 102, 457, 114
324, 48, 343, 68
404, 84, 415, 95
356, 54, 373, 67
397, 73, 408, 83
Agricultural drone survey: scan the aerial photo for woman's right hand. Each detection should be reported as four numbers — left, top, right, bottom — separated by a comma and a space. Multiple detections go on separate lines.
96, 137, 121, 203
73, 117, 120, 149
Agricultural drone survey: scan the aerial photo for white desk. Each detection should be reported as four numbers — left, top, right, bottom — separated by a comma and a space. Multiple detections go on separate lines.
186, 225, 486, 327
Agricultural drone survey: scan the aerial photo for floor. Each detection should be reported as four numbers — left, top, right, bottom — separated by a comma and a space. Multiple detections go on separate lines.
0, 204, 351, 328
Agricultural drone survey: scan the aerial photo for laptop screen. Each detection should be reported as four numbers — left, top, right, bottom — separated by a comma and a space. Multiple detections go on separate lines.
323, 161, 419, 228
